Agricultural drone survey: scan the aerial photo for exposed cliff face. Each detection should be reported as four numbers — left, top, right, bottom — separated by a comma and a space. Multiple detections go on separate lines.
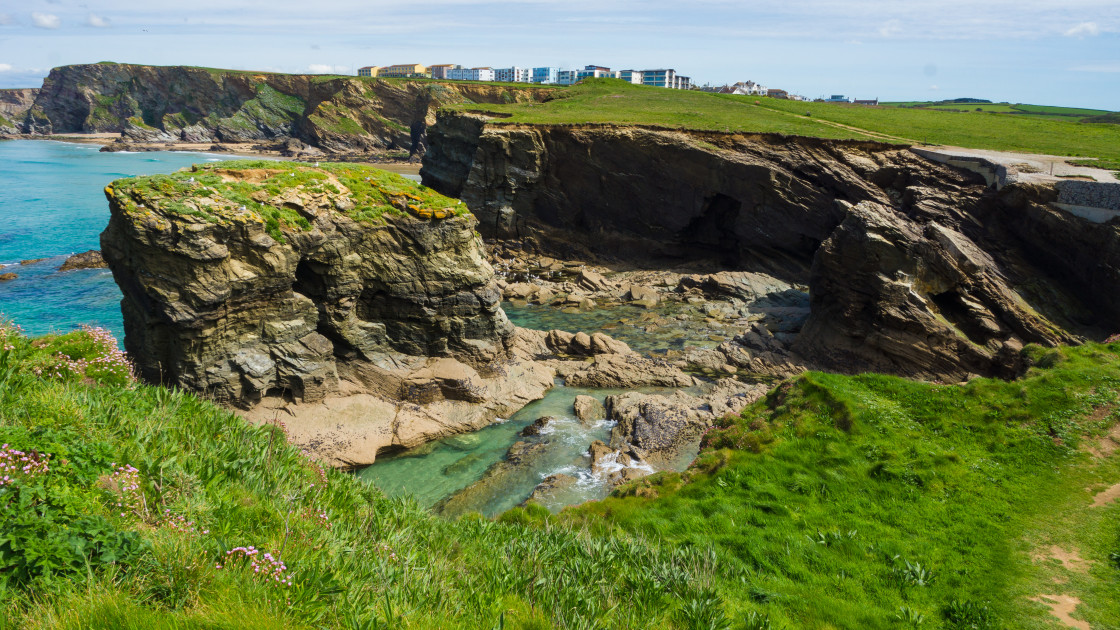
0, 88, 38, 134
101, 161, 512, 405
423, 113, 1120, 380
22, 63, 547, 156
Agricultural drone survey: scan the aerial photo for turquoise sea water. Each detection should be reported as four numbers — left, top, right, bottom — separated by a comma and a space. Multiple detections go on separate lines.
0, 140, 237, 339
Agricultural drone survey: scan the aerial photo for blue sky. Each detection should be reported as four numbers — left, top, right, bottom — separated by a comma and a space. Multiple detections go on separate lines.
1, 0, 1117, 109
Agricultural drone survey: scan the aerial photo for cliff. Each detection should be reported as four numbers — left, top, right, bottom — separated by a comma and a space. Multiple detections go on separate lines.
101, 160, 554, 466
0, 88, 38, 134
20, 63, 549, 156
423, 113, 1120, 380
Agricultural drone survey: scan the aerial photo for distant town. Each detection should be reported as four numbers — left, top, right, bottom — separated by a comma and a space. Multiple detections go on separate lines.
356, 63, 879, 104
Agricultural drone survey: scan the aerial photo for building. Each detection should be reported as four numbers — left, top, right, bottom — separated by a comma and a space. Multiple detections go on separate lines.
826, 94, 850, 103
767, 89, 790, 99
531, 67, 560, 84
429, 64, 460, 79
638, 69, 691, 90
616, 70, 643, 85
853, 98, 879, 106
357, 66, 380, 77
377, 64, 429, 78
716, 81, 766, 96
557, 69, 578, 85
447, 67, 495, 82
494, 67, 531, 82
575, 65, 617, 81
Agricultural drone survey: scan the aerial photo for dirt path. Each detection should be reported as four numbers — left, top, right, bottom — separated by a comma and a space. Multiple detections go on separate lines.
749, 104, 918, 144
1090, 482, 1120, 508
1030, 595, 1092, 630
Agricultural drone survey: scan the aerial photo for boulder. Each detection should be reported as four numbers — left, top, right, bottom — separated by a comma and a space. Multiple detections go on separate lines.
59, 249, 107, 272
0, 272, 16, 282
572, 395, 605, 423
521, 415, 555, 437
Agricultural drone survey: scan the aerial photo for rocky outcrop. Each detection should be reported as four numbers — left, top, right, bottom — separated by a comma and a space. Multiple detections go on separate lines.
59, 250, 107, 272
0, 88, 37, 134
424, 114, 1120, 379
100, 161, 555, 467
22, 63, 548, 157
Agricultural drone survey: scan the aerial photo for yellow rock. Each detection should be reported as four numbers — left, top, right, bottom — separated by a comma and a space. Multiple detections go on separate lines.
103, 185, 114, 197
432, 209, 448, 220
416, 208, 433, 220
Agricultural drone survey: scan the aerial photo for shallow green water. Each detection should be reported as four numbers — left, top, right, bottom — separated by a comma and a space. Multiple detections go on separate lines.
502, 300, 730, 354
356, 383, 699, 517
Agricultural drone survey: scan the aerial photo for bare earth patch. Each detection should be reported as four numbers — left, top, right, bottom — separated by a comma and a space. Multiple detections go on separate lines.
1085, 423, 1120, 459
1033, 546, 1091, 573
1029, 594, 1091, 630
1089, 482, 1120, 508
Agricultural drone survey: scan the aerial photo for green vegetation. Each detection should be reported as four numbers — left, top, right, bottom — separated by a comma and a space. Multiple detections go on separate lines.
547, 342, 1120, 628
451, 79, 1120, 161
883, 101, 1112, 120
0, 321, 725, 629
109, 161, 466, 242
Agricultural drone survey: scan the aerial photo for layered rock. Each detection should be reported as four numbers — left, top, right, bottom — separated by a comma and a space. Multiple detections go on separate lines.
0, 88, 37, 134
20, 63, 548, 157
101, 161, 553, 466
424, 114, 1120, 379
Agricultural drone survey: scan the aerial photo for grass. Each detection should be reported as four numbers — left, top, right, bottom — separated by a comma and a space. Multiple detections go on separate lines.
0, 321, 727, 629
449, 79, 1120, 161
107, 160, 467, 242
540, 342, 1120, 629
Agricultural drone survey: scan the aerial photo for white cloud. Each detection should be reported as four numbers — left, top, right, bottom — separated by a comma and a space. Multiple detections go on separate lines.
31, 12, 60, 29
0, 63, 12, 72
307, 64, 349, 74
0, 13, 14, 25
1064, 21, 1100, 37
878, 20, 902, 37
86, 14, 110, 28
929, 84, 939, 91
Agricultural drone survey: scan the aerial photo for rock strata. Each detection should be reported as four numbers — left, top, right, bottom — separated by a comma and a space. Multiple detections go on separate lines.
101, 161, 550, 467
59, 250, 108, 272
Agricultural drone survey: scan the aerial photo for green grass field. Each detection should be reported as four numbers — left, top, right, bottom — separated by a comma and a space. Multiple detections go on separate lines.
2, 324, 1119, 628
452, 79, 1120, 161
546, 343, 1120, 629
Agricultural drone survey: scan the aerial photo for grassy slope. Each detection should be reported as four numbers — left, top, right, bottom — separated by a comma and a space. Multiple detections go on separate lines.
547, 343, 1120, 629
452, 79, 1120, 161
0, 324, 725, 630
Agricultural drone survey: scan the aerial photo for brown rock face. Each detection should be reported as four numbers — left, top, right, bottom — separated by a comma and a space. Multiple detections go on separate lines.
100, 164, 513, 408
424, 114, 1120, 379
23, 63, 548, 157
0, 88, 38, 133
59, 250, 107, 272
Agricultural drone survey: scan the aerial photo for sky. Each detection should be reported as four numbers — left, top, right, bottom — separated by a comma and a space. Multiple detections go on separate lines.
0, 0, 1118, 110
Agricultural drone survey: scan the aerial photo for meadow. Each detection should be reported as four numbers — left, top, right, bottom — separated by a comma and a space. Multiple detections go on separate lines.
453, 79, 1120, 162
2, 319, 1118, 628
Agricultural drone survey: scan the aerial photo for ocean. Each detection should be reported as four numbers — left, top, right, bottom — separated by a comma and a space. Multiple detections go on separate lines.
0, 140, 239, 340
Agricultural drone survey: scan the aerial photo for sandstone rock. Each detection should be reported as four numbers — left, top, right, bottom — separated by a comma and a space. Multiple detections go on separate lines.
59, 249, 107, 272
527, 473, 577, 505
588, 440, 615, 475
436, 439, 551, 518
678, 271, 806, 307
19, 258, 46, 266
0, 272, 16, 282
563, 354, 695, 388
627, 285, 660, 305
572, 395, 605, 423
576, 269, 613, 292
606, 391, 712, 463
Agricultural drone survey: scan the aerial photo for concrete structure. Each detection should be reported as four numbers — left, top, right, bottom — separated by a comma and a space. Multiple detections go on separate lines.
576, 65, 617, 81
448, 67, 495, 82
616, 70, 643, 85
532, 67, 560, 84
827, 95, 849, 103
495, 67, 531, 83
853, 98, 879, 106
767, 89, 789, 99
557, 70, 578, 85
429, 64, 460, 79
357, 66, 380, 78
377, 64, 429, 78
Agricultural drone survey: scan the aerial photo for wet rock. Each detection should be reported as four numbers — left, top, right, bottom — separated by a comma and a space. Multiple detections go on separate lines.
572, 395, 605, 423
627, 285, 660, 305
588, 440, 616, 475
436, 440, 550, 518
59, 249, 107, 272
19, 258, 47, 266
521, 415, 555, 437
0, 272, 16, 282
606, 391, 711, 462
527, 473, 577, 504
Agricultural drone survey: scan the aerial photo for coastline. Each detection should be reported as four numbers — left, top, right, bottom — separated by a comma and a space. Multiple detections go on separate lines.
0, 133, 423, 176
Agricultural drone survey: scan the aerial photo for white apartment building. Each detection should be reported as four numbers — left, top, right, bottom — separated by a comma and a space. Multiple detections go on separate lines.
447, 67, 496, 82
494, 67, 531, 82
531, 67, 560, 84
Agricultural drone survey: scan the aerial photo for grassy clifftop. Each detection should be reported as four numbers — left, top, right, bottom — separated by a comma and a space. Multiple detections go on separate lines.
453, 79, 1120, 162
3, 319, 1119, 628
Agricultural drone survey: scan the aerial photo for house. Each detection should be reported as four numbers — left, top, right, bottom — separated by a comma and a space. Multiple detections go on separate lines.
716, 81, 765, 96
616, 70, 643, 85
357, 66, 380, 77
429, 64, 460, 80
826, 94, 849, 103
576, 65, 617, 81
853, 98, 879, 106
377, 64, 429, 78
767, 88, 789, 99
